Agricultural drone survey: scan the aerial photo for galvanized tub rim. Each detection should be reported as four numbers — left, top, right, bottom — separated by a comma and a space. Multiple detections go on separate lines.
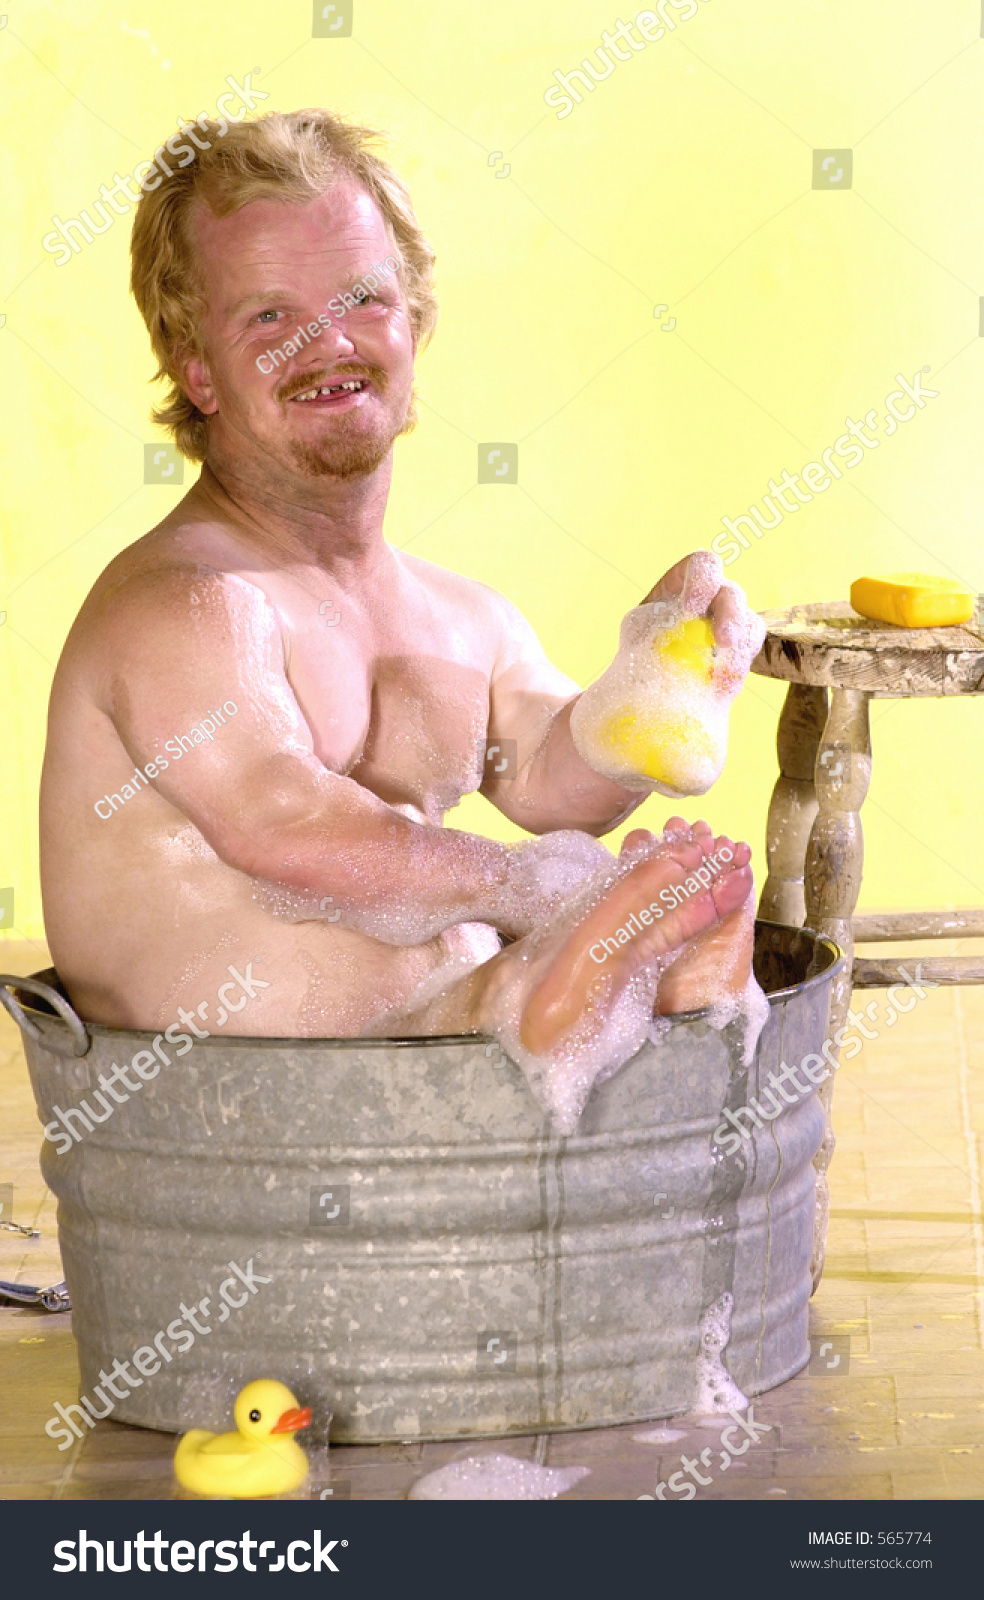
2, 919, 844, 1053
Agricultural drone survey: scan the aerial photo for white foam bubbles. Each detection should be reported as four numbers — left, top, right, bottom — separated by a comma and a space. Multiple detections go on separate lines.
704, 970, 771, 1067
408, 1453, 589, 1500
632, 1426, 688, 1445
693, 1292, 748, 1414
569, 553, 765, 799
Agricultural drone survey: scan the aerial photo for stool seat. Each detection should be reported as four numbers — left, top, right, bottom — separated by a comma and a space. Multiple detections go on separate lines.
751, 597, 984, 1293
753, 599, 984, 697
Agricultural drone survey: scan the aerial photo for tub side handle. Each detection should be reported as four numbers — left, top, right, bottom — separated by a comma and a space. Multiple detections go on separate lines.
0, 974, 90, 1058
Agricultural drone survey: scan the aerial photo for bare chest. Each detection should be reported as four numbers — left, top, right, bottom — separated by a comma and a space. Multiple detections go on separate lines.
286, 621, 494, 821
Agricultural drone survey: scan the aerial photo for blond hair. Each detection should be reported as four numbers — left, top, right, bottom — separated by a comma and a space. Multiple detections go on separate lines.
129, 109, 438, 461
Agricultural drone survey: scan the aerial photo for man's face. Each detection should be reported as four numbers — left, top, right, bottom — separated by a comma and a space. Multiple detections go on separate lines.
184, 179, 416, 480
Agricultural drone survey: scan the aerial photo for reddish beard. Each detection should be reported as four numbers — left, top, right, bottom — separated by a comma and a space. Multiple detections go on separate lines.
276, 363, 413, 479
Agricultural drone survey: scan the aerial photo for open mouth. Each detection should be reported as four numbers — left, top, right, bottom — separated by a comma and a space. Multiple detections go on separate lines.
289, 379, 368, 405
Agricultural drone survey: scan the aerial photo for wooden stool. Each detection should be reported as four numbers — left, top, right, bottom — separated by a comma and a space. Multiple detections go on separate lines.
752, 600, 984, 1289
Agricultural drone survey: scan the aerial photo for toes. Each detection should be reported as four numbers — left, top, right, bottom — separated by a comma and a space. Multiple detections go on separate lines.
707, 835, 751, 870
662, 815, 692, 838
711, 862, 753, 916
621, 828, 656, 856
663, 840, 705, 873
707, 581, 767, 693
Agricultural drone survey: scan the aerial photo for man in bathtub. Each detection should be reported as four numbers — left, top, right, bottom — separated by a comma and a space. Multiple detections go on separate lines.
40, 110, 765, 1129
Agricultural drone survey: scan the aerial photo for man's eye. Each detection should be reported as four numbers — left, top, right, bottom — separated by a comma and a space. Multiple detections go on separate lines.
256, 310, 279, 324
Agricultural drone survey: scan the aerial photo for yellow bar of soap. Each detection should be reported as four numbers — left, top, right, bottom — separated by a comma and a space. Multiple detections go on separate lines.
850, 573, 974, 629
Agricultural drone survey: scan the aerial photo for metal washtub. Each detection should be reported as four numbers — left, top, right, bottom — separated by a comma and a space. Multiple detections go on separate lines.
1, 920, 842, 1443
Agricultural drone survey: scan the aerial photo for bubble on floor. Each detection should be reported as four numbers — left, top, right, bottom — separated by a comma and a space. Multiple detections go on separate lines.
408, 1453, 590, 1500
632, 1426, 688, 1445
693, 1292, 748, 1415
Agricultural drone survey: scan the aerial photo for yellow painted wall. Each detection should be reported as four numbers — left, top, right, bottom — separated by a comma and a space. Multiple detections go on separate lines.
2, 0, 982, 943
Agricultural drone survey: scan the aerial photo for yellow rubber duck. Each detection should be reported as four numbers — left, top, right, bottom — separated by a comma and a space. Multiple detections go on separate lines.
173, 1379, 312, 1498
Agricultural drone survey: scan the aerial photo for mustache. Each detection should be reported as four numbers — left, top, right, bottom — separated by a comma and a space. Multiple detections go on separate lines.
275, 364, 388, 404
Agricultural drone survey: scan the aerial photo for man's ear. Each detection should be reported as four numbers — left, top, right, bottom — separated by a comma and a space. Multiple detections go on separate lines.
182, 350, 219, 416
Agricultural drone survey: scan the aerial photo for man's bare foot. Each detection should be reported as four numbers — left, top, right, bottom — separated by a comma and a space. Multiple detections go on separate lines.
621, 816, 755, 1014
518, 828, 753, 1056
655, 892, 755, 1014
651, 821, 755, 1014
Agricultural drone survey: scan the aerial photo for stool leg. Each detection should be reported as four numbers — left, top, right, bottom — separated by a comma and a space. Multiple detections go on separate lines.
804, 687, 872, 1291
758, 684, 829, 927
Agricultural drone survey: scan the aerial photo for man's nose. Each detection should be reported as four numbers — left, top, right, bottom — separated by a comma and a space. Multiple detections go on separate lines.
310, 314, 357, 361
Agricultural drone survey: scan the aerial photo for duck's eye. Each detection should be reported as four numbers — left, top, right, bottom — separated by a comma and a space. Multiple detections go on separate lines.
249, 1409, 261, 1422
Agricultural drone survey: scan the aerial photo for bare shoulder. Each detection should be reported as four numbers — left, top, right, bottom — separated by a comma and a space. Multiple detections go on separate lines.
84, 521, 273, 620
395, 549, 530, 642
61, 518, 281, 694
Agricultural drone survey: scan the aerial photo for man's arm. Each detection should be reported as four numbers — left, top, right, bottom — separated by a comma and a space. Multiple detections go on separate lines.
90, 566, 586, 943
483, 550, 757, 833
481, 603, 649, 835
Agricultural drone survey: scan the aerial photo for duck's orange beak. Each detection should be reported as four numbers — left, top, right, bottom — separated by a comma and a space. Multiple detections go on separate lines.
271, 1406, 312, 1435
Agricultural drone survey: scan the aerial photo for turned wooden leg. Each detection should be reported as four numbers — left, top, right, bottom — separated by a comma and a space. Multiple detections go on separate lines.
758, 684, 829, 927
804, 687, 872, 1291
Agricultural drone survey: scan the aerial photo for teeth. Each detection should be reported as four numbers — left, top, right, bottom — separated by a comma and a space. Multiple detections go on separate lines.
293, 380, 364, 401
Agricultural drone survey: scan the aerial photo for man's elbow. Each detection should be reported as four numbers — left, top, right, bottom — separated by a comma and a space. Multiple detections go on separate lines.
223, 833, 291, 884
200, 803, 314, 887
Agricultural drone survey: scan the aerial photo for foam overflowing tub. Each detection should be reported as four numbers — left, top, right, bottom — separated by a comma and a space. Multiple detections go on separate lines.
1, 920, 842, 1443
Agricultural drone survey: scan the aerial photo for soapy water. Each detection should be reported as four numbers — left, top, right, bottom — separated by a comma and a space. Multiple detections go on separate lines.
692, 1292, 748, 1415
360, 825, 769, 1134
255, 828, 612, 948
487, 834, 768, 1134
631, 1295, 747, 1443
632, 1426, 688, 1445
408, 1453, 589, 1500
493, 957, 669, 1135
704, 970, 771, 1070
570, 553, 765, 799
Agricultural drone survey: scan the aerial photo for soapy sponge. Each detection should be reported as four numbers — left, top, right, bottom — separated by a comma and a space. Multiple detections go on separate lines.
585, 619, 718, 793
570, 554, 766, 799
850, 573, 974, 629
